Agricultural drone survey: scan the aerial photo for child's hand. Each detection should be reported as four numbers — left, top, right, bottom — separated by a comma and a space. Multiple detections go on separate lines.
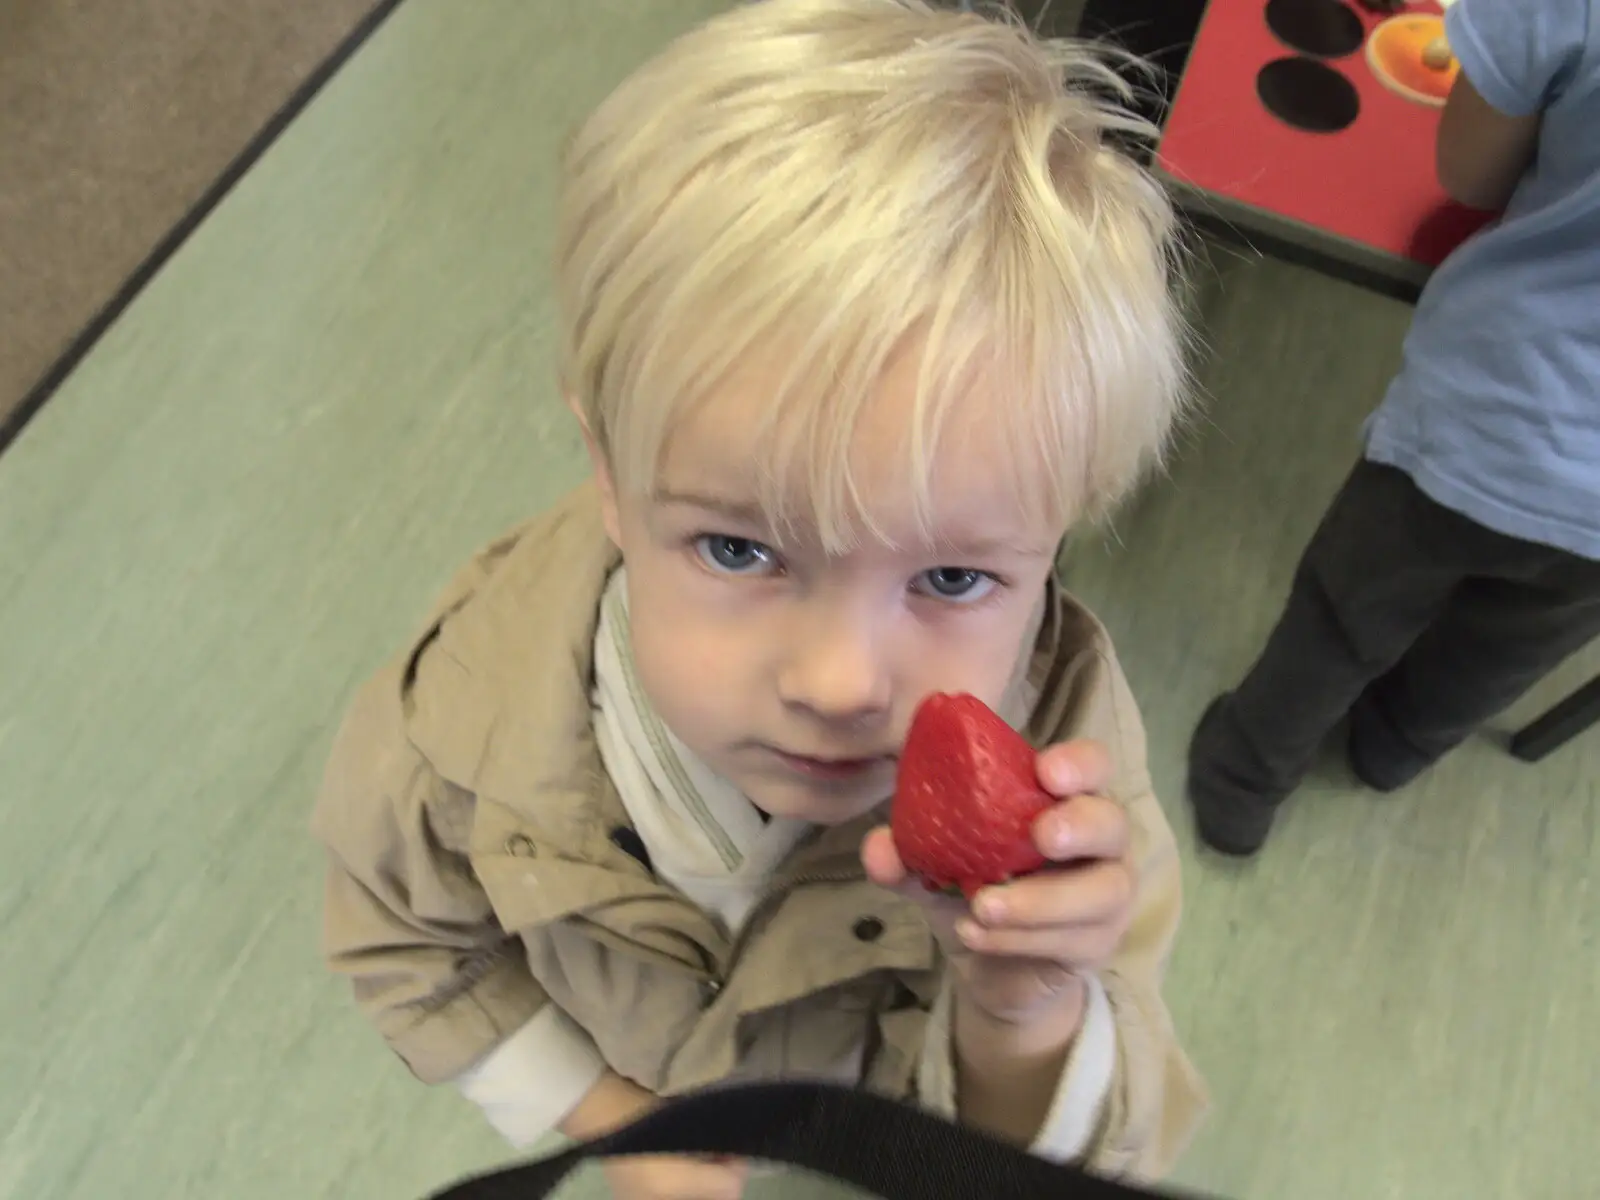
565, 1072, 747, 1200
601, 1154, 748, 1200
862, 740, 1134, 1026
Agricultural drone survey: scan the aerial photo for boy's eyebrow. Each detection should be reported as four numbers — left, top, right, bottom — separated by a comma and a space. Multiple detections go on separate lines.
939, 536, 1057, 559
652, 488, 769, 525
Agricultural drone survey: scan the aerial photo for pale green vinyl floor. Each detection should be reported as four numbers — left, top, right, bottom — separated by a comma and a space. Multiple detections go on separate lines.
1, 3, 1594, 1199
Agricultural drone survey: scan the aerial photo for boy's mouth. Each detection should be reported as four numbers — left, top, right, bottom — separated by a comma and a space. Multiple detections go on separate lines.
766, 747, 895, 782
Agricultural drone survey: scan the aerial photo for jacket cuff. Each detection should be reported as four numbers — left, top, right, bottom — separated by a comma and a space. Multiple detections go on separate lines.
916, 973, 1116, 1162
379, 951, 548, 1086
453, 1005, 609, 1148
1027, 974, 1115, 1160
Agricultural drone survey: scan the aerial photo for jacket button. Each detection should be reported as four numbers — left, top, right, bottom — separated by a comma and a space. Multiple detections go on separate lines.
852, 916, 885, 942
505, 834, 537, 858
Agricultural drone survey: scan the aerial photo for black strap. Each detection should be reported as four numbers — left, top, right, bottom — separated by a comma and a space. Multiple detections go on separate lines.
427, 1081, 1215, 1200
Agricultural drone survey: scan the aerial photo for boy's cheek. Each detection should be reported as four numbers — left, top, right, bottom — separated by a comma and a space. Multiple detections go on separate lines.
627, 595, 753, 744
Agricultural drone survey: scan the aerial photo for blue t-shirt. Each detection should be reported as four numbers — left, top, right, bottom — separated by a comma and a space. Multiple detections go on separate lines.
1364, 0, 1600, 560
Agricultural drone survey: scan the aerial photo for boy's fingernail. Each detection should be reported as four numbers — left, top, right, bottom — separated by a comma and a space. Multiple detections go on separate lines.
956, 918, 984, 946
976, 893, 1005, 923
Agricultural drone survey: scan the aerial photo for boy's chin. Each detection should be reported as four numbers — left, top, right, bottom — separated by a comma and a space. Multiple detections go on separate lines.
746, 781, 891, 828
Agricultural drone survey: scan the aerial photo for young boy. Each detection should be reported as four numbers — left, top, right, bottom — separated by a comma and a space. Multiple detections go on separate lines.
312, 2, 1206, 1194
1187, 0, 1600, 857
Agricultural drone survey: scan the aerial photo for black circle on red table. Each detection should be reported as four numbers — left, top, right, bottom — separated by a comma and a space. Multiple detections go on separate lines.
1256, 56, 1361, 133
1265, 0, 1365, 58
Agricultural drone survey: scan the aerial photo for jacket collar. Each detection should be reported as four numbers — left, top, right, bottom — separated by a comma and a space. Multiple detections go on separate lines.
400, 482, 622, 857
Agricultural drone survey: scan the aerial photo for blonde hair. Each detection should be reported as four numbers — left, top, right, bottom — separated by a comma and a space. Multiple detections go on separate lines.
558, 0, 1189, 551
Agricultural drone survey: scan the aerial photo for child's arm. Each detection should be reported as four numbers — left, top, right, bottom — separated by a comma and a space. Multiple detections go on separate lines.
1435, 0, 1585, 210
1437, 77, 1540, 210
1050, 648, 1207, 1178
555, 1069, 659, 1140
940, 963, 1117, 1152
313, 665, 607, 1147
880, 642, 1205, 1177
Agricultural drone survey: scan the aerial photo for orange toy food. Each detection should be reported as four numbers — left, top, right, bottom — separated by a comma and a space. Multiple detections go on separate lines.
1367, 13, 1458, 107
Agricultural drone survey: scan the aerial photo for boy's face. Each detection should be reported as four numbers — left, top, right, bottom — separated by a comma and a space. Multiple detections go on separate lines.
587, 349, 1067, 827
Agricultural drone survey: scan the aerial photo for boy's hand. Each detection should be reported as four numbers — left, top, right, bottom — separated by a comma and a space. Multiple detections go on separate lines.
601, 1155, 748, 1200
564, 1072, 747, 1200
862, 740, 1134, 1027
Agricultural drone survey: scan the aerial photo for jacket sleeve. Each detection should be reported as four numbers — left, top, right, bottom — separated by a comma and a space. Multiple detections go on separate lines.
1061, 645, 1209, 1179
915, 970, 1119, 1163
910, 641, 1206, 1178
311, 663, 606, 1136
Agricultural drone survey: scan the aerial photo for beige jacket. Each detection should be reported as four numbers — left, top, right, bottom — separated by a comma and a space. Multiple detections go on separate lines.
312, 484, 1207, 1179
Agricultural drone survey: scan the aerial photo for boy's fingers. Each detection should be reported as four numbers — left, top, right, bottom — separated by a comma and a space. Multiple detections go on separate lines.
860, 825, 908, 887
970, 859, 1135, 930
662, 1158, 748, 1200
1032, 792, 1130, 862
1036, 740, 1113, 797
704, 1159, 750, 1200
954, 918, 1126, 967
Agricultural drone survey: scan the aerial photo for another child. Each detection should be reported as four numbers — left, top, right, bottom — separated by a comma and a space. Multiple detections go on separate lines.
313, 2, 1206, 1193
1187, 0, 1600, 857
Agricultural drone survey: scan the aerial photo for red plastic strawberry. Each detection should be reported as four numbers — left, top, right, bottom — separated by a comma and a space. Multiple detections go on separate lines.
890, 692, 1052, 900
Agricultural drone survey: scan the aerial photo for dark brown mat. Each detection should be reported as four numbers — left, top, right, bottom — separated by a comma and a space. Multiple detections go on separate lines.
0, 0, 402, 455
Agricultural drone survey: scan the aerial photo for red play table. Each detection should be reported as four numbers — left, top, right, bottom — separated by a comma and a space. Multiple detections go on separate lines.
1073, 0, 1497, 299
1159, 0, 1497, 286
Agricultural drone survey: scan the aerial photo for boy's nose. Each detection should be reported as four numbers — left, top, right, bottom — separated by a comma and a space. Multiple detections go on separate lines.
776, 613, 891, 725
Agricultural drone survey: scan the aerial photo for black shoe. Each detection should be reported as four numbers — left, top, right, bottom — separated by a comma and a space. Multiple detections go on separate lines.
1187, 695, 1280, 858
1346, 699, 1432, 793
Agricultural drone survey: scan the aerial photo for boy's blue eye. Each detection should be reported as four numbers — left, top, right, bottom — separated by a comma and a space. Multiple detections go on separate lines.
916, 567, 996, 603
695, 535, 777, 575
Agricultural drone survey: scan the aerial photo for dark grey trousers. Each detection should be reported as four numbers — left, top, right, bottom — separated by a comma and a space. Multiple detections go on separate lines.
1191, 459, 1600, 806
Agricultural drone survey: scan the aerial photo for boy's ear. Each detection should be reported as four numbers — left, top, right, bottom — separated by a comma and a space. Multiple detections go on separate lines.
567, 392, 623, 548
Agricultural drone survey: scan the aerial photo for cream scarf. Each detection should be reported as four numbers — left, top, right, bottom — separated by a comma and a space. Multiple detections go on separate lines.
591, 568, 813, 933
